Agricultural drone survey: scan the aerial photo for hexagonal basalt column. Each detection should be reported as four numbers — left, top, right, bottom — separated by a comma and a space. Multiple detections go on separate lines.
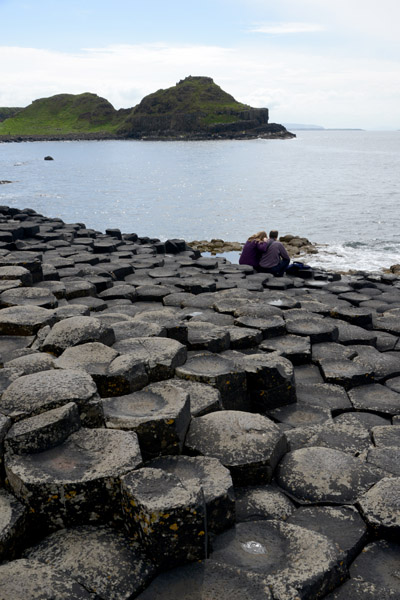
210, 519, 347, 600
357, 477, 400, 539
0, 305, 56, 336
0, 488, 27, 561
0, 559, 93, 599
113, 337, 187, 382
175, 354, 247, 411
185, 410, 288, 485
148, 455, 235, 533
102, 380, 191, 460
121, 467, 207, 569
5, 428, 142, 530
42, 316, 115, 356
25, 525, 156, 599
276, 447, 382, 505
0, 369, 99, 421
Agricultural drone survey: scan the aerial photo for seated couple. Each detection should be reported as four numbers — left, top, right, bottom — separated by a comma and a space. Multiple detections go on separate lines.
239, 230, 290, 276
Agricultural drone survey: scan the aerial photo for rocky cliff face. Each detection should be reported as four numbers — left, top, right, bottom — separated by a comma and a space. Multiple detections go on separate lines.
118, 76, 294, 140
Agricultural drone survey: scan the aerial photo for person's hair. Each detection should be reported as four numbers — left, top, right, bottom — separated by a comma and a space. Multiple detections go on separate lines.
247, 231, 267, 243
269, 230, 279, 239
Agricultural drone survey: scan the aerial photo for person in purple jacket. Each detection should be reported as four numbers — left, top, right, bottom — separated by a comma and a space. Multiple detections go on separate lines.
239, 231, 269, 271
258, 230, 290, 276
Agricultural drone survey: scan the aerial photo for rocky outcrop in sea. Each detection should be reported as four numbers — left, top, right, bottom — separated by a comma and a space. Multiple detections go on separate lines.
0, 205, 399, 599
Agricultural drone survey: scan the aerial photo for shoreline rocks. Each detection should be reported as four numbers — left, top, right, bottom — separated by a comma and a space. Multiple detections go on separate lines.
189, 235, 318, 259
0, 204, 399, 599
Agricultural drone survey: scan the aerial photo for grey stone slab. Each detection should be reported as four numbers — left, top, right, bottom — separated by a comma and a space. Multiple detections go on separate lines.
4, 352, 56, 375
0, 558, 93, 599
25, 525, 156, 600
102, 380, 190, 459
135, 560, 273, 600
294, 363, 324, 384
6, 428, 142, 530
312, 341, 357, 364
260, 333, 311, 364
351, 345, 400, 382
0, 368, 99, 421
373, 315, 400, 335
276, 446, 382, 504
169, 378, 222, 416
324, 578, 400, 600
148, 455, 235, 534
306, 420, 371, 455
386, 375, 400, 393
0, 488, 27, 562
185, 410, 287, 485
334, 410, 391, 430
295, 382, 352, 412
286, 316, 338, 344
320, 359, 374, 390
113, 336, 187, 382
0, 305, 56, 335
233, 314, 286, 338
349, 539, 400, 592
112, 319, 167, 340
4, 402, 81, 454
42, 315, 115, 355
121, 467, 207, 569
210, 519, 346, 600
267, 403, 332, 429
366, 447, 400, 476
226, 325, 263, 349
186, 321, 230, 352
348, 383, 400, 416
287, 505, 367, 565
372, 425, 400, 447
235, 485, 295, 523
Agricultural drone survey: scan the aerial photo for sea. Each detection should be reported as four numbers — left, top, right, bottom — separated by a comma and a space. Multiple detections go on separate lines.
1, 130, 399, 273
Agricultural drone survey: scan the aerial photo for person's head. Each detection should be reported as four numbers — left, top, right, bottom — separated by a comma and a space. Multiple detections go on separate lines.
269, 230, 279, 240
248, 231, 267, 243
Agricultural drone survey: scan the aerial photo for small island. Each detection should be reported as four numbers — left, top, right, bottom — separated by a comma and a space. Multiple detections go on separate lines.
0, 76, 295, 142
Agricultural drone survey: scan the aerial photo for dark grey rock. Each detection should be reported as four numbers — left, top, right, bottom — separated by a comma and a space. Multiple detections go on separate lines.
1, 368, 98, 421
4, 351, 56, 375
235, 485, 295, 523
6, 428, 142, 530
0, 305, 56, 335
260, 333, 311, 364
267, 403, 332, 428
25, 525, 156, 600
185, 410, 287, 485
372, 425, 400, 447
349, 539, 400, 593
186, 321, 230, 352
276, 446, 382, 504
102, 380, 190, 459
210, 519, 346, 600
121, 468, 207, 569
295, 382, 352, 412
169, 378, 222, 416
348, 383, 400, 416
0, 488, 27, 561
320, 359, 374, 389
4, 402, 81, 454
148, 455, 235, 534
233, 314, 286, 338
366, 447, 400, 476
0, 558, 93, 599
287, 505, 368, 565
42, 315, 115, 355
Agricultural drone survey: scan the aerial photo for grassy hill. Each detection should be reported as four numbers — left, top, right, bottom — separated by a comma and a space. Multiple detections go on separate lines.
0, 77, 293, 140
0, 107, 23, 122
117, 75, 272, 138
0, 93, 126, 135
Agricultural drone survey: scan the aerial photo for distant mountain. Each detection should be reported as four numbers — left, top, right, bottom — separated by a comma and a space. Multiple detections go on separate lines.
0, 77, 294, 141
283, 123, 325, 130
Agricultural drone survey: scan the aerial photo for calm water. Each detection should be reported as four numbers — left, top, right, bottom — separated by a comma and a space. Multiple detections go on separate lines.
1, 131, 400, 272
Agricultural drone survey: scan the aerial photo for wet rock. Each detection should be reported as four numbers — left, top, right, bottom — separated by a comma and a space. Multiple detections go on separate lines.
25, 525, 156, 600
102, 380, 190, 459
185, 410, 287, 485
121, 468, 207, 569
135, 560, 273, 600
4, 402, 81, 454
287, 505, 368, 565
276, 446, 381, 504
148, 455, 235, 534
210, 519, 346, 600
6, 428, 142, 530
0, 368, 98, 421
42, 315, 115, 355
235, 485, 295, 523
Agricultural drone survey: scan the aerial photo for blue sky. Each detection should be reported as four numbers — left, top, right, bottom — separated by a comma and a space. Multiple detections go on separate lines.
1, 0, 399, 128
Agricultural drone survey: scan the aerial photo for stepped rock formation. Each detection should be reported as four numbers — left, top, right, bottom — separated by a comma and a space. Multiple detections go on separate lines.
0, 205, 399, 598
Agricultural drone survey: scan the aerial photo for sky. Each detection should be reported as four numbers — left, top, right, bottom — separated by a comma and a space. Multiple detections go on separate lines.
1, 0, 399, 129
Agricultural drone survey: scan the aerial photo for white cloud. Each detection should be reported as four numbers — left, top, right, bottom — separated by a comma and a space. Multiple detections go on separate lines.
0, 42, 399, 129
249, 22, 324, 34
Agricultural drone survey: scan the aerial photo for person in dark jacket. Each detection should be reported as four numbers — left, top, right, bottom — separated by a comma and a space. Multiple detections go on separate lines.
239, 231, 268, 270
258, 230, 290, 276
